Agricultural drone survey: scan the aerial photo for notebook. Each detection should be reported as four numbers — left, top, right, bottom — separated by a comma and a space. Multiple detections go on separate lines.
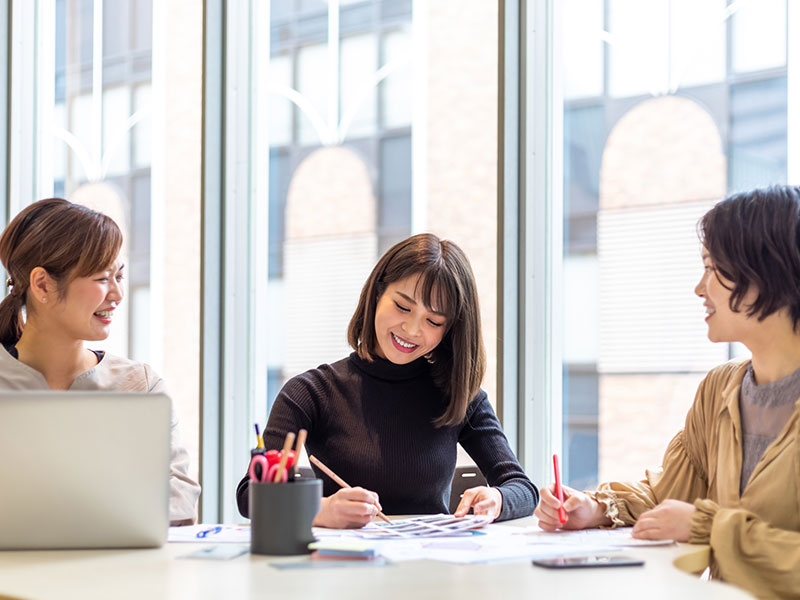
0, 391, 171, 549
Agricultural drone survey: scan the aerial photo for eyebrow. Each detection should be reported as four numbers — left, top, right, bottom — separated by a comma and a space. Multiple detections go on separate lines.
395, 291, 447, 317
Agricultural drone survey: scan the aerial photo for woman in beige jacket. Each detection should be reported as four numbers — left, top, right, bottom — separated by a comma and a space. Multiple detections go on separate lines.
535, 186, 800, 599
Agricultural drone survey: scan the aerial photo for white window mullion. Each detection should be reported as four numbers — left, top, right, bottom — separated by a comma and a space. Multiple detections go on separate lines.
521, 0, 564, 488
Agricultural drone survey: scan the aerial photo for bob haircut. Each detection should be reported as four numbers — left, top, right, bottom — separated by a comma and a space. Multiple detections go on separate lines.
348, 233, 486, 427
0, 198, 122, 346
699, 185, 800, 331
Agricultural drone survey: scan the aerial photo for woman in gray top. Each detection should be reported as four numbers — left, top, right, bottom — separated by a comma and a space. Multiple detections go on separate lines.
0, 198, 200, 525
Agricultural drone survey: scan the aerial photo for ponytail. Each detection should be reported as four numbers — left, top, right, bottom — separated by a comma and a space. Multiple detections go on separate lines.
0, 290, 24, 346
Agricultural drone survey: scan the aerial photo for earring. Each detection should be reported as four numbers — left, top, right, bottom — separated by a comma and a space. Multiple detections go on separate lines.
424, 352, 435, 364
41, 297, 47, 303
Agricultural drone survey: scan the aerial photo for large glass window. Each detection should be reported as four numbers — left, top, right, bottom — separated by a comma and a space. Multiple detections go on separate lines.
13, 0, 203, 487
260, 0, 500, 482
559, 0, 791, 487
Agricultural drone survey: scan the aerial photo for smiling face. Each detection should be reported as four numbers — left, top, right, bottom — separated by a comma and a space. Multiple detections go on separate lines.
695, 250, 759, 344
48, 260, 125, 342
372, 275, 448, 365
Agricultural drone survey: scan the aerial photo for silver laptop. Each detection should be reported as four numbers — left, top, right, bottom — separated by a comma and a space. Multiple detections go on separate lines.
0, 391, 170, 549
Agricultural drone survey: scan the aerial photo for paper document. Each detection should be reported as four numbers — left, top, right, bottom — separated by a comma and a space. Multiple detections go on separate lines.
519, 526, 675, 547
169, 524, 251, 544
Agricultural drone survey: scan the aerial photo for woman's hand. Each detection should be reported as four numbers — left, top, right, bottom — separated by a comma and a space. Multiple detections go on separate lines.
534, 483, 611, 531
313, 487, 382, 529
632, 499, 695, 542
454, 486, 503, 521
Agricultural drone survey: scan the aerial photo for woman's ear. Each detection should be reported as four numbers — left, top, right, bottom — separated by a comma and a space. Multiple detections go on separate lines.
28, 267, 55, 305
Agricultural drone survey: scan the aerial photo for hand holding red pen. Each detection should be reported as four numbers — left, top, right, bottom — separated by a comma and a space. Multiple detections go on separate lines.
553, 454, 567, 524
533, 483, 612, 531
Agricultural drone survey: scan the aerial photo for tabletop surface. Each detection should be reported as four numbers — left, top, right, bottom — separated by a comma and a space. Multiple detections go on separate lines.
0, 518, 754, 600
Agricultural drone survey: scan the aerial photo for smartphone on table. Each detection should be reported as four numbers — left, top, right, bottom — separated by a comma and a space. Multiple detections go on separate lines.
532, 555, 644, 569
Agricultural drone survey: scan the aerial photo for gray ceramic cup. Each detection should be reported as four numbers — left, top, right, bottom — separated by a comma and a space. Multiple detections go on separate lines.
249, 478, 322, 555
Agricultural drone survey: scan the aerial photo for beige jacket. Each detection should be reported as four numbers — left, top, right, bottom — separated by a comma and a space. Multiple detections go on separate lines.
590, 359, 800, 599
0, 347, 201, 524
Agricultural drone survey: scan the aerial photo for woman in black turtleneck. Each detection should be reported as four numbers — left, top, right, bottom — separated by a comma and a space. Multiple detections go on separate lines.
237, 233, 537, 528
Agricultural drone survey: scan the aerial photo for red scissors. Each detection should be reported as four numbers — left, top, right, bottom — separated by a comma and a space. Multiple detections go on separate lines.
249, 449, 280, 482
248, 449, 296, 482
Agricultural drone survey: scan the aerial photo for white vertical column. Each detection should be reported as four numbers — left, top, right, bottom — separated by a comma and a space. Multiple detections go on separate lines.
91, 0, 103, 178
149, 0, 166, 371
250, 0, 270, 470
9, 0, 37, 212
327, 0, 340, 144
411, 0, 428, 233
36, 0, 55, 199
521, 0, 563, 485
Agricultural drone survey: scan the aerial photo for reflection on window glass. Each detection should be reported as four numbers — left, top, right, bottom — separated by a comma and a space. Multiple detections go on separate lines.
133, 84, 151, 169
732, 0, 786, 73
669, 0, 725, 89
296, 42, 328, 145
729, 77, 788, 193
268, 149, 290, 278
78, 0, 94, 66
53, 103, 67, 183
55, 0, 67, 101
562, 0, 604, 100
379, 134, 411, 254
69, 94, 92, 182
564, 104, 603, 253
103, 87, 131, 177
104, 0, 131, 59
263, 2, 499, 462
30, 0, 202, 512
340, 34, 377, 139
132, 0, 153, 53
608, 0, 669, 98
381, 28, 412, 128
268, 54, 294, 147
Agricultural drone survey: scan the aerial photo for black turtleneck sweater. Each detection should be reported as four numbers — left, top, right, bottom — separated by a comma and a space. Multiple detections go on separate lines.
236, 353, 538, 521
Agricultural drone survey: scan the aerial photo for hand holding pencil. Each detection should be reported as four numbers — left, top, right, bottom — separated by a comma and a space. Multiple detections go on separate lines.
309, 455, 391, 529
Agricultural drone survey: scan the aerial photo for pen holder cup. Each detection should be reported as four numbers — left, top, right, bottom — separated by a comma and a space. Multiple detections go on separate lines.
249, 478, 322, 555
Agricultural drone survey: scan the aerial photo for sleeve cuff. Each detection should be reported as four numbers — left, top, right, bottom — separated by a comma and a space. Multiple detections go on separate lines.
590, 490, 627, 528
689, 498, 718, 544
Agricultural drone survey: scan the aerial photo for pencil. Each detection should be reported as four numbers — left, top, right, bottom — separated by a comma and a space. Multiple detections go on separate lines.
309, 454, 392, 524
293, 428, 308, 479
274, 432, 296, 483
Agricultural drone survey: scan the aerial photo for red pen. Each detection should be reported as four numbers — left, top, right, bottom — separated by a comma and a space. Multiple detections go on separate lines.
553, 454, 567, 524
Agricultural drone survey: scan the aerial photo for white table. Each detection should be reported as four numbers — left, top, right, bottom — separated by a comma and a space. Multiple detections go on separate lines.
0, 519, 754, 600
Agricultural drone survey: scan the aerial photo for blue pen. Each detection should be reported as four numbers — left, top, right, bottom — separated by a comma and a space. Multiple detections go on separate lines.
196, 526, 223, 539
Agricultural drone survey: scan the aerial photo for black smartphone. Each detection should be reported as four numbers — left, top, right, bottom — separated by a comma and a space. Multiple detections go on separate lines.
532, 555, 644, 569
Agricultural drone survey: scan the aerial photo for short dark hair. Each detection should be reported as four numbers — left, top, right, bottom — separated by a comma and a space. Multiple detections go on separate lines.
0, 198, 123, 345
699, 185, 800, 330
348, 233, 486, 427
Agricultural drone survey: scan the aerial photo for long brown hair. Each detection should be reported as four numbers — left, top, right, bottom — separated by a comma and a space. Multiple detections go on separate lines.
0, 198, 122, 346
348, 233, 486, 427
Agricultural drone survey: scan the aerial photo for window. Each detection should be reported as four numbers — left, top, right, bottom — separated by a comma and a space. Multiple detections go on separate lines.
11, 0, 203, 494
559, 0, 790, 487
